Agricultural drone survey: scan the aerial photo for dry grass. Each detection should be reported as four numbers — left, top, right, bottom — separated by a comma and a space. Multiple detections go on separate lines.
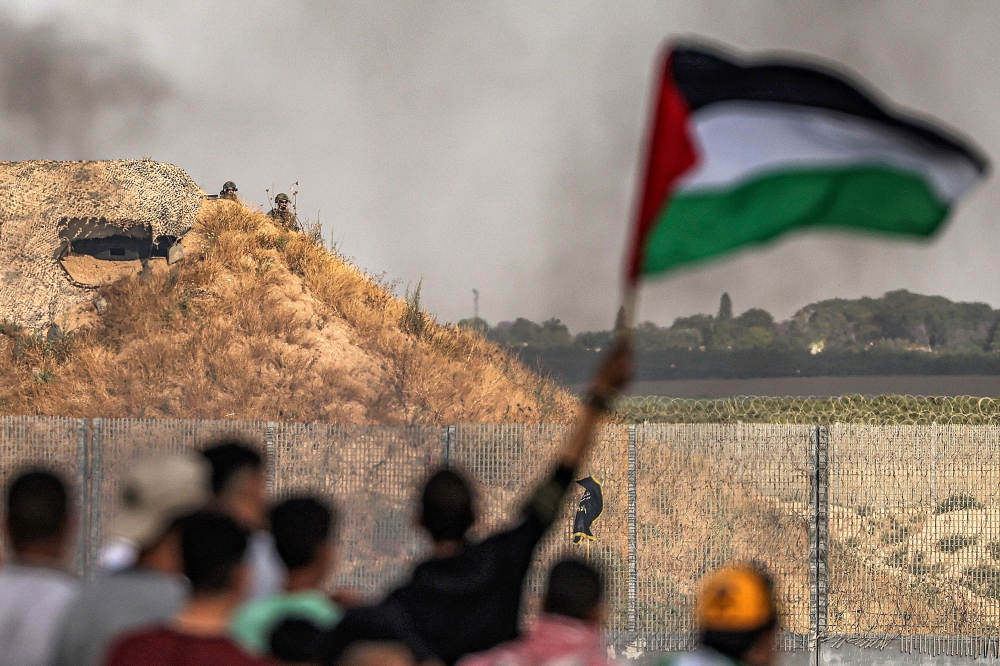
0, 201, 577, 424
634, 426, 813, 635
629, 424, 1000, 637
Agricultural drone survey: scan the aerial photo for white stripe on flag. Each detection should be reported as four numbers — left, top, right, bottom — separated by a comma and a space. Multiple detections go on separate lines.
677, 102, 981, 203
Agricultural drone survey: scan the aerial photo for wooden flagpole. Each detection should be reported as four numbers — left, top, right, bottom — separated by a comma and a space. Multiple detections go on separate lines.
614, 282, 639, 341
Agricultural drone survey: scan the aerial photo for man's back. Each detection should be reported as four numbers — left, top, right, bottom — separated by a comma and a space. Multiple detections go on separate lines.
0, 564, 77, 666
51, 568, 186, 666
458, 614, 609, 666
386, 521, 543, 664
371, 344, 632, 666
384, 465, 573, 665
106, 626, 276, 666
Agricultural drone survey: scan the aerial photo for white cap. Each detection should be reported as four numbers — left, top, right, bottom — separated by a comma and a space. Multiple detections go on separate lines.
108, 453, 210, 550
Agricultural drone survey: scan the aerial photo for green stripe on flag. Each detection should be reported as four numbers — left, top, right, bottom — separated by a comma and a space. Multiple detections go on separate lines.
642, 165, 948, 276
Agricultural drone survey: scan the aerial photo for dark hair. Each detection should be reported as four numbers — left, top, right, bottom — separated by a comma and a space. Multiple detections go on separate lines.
270, 496, 336, 570
181, 511, 248, 594
543, 558, 604, 620
269, 618, 323, 663
701, 566, 778, 661
201, 440, 264, 496
420, 468, 474, 542
701, 621, 777, 661
6, 470, 70, 548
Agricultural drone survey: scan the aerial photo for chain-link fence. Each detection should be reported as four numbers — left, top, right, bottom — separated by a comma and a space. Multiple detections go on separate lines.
4, 417, 1000, 656
634, 424, 813, 652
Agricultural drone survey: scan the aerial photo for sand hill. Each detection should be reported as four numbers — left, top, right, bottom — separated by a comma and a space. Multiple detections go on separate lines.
0, 199, 576, 424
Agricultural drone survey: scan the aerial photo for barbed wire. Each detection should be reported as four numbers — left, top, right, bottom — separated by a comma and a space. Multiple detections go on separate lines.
614, 395, 1000, 425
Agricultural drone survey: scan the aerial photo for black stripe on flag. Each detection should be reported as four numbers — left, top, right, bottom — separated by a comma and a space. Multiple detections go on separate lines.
670, 42, 989, 174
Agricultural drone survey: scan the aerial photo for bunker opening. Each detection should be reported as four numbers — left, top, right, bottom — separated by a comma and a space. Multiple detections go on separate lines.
57, 217, 177, 261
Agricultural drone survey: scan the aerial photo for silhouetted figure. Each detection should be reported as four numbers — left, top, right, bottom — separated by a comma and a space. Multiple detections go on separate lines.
52, 454, 210, 666
203, 440, 286, 598
324, 342, 631, 666
459, 559, 611, 666
659, 566, 779, 666
105, 511, 272, 665
232, 496, 342, 659
0, 470, 77, 666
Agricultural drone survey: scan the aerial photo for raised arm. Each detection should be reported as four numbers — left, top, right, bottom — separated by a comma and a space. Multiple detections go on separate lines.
559, 338, 633, 470
519, 338, 632, 530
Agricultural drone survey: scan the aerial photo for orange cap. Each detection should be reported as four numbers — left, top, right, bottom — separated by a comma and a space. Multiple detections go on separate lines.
698, 567, 776, 632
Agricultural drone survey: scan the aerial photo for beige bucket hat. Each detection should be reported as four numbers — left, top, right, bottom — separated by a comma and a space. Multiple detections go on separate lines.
108, 453, 211, 550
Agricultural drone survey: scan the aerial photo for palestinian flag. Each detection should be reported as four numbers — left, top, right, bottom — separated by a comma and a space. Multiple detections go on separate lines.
627, 42, 989, 283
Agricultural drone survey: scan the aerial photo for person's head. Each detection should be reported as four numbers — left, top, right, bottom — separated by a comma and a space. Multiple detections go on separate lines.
543, 558, 605, 625
271, 496, 337, 589
418, 468, 475, 543
109, 454, 209, 572
5, 469, 73, 562
221, 181, 237, 196
698, 566, 779, 666
269, 618, 323, 664
201, 439, 267, 529
275, 193, 290, 211
181, 510, 250, 602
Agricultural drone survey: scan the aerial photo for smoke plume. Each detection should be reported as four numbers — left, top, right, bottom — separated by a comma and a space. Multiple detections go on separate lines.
3, 1, 997, 333
0, 13, 171, 158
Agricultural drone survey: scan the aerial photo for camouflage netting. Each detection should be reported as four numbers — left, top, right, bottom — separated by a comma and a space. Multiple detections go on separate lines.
0, 160, 204, 329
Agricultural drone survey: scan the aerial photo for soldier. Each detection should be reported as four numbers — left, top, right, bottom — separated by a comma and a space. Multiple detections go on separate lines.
219, 181, 238, 200
267, 193, 298, 231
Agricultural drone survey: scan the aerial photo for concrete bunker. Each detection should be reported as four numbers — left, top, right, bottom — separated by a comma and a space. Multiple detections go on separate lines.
57, 216, 187, 287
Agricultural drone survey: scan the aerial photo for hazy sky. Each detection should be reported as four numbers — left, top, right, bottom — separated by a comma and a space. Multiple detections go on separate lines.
3, 1, 998, 332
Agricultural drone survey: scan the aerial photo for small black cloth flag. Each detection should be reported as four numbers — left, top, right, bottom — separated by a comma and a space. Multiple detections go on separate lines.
572, 476, 603, 543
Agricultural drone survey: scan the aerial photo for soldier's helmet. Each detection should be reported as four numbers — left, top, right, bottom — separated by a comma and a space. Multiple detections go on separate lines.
275, 193, 290, 204
222, 181, 237, 192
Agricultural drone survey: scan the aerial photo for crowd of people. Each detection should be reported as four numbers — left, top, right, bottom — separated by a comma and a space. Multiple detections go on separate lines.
0, 343, 781, 666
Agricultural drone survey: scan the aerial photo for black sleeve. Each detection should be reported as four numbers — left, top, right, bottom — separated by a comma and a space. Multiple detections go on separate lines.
478, 464, 577, 572
319, 602, 440, 666
522, 464, 575, 526
270, 618, 324, 663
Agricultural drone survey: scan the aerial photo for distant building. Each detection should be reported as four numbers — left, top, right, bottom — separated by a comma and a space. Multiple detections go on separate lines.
0, 160, 204, 329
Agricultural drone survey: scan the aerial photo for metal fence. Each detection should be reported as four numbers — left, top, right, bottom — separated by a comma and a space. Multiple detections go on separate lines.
3, 417, 1000, 657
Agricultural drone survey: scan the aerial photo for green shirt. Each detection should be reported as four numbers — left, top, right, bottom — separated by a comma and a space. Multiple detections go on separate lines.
231, 590, 342, 655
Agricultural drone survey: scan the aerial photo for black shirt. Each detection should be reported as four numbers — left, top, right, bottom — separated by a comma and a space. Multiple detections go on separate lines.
382, 464, 575, 665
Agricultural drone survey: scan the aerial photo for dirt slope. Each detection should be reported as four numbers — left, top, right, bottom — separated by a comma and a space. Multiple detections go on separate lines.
0, 200, 577, 424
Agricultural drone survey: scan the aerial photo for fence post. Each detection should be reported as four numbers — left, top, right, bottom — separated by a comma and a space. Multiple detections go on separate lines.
809, 425, 829, 661
265, 422, 278, 495
88, 417, 103, 577
76, 418, 90, 577
930, 421, 937, 506
627, 424, 638, 633
440, 425, 455, 468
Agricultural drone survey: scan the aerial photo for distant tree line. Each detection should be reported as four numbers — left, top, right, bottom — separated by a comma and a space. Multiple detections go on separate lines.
458, 290, 1000, 382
